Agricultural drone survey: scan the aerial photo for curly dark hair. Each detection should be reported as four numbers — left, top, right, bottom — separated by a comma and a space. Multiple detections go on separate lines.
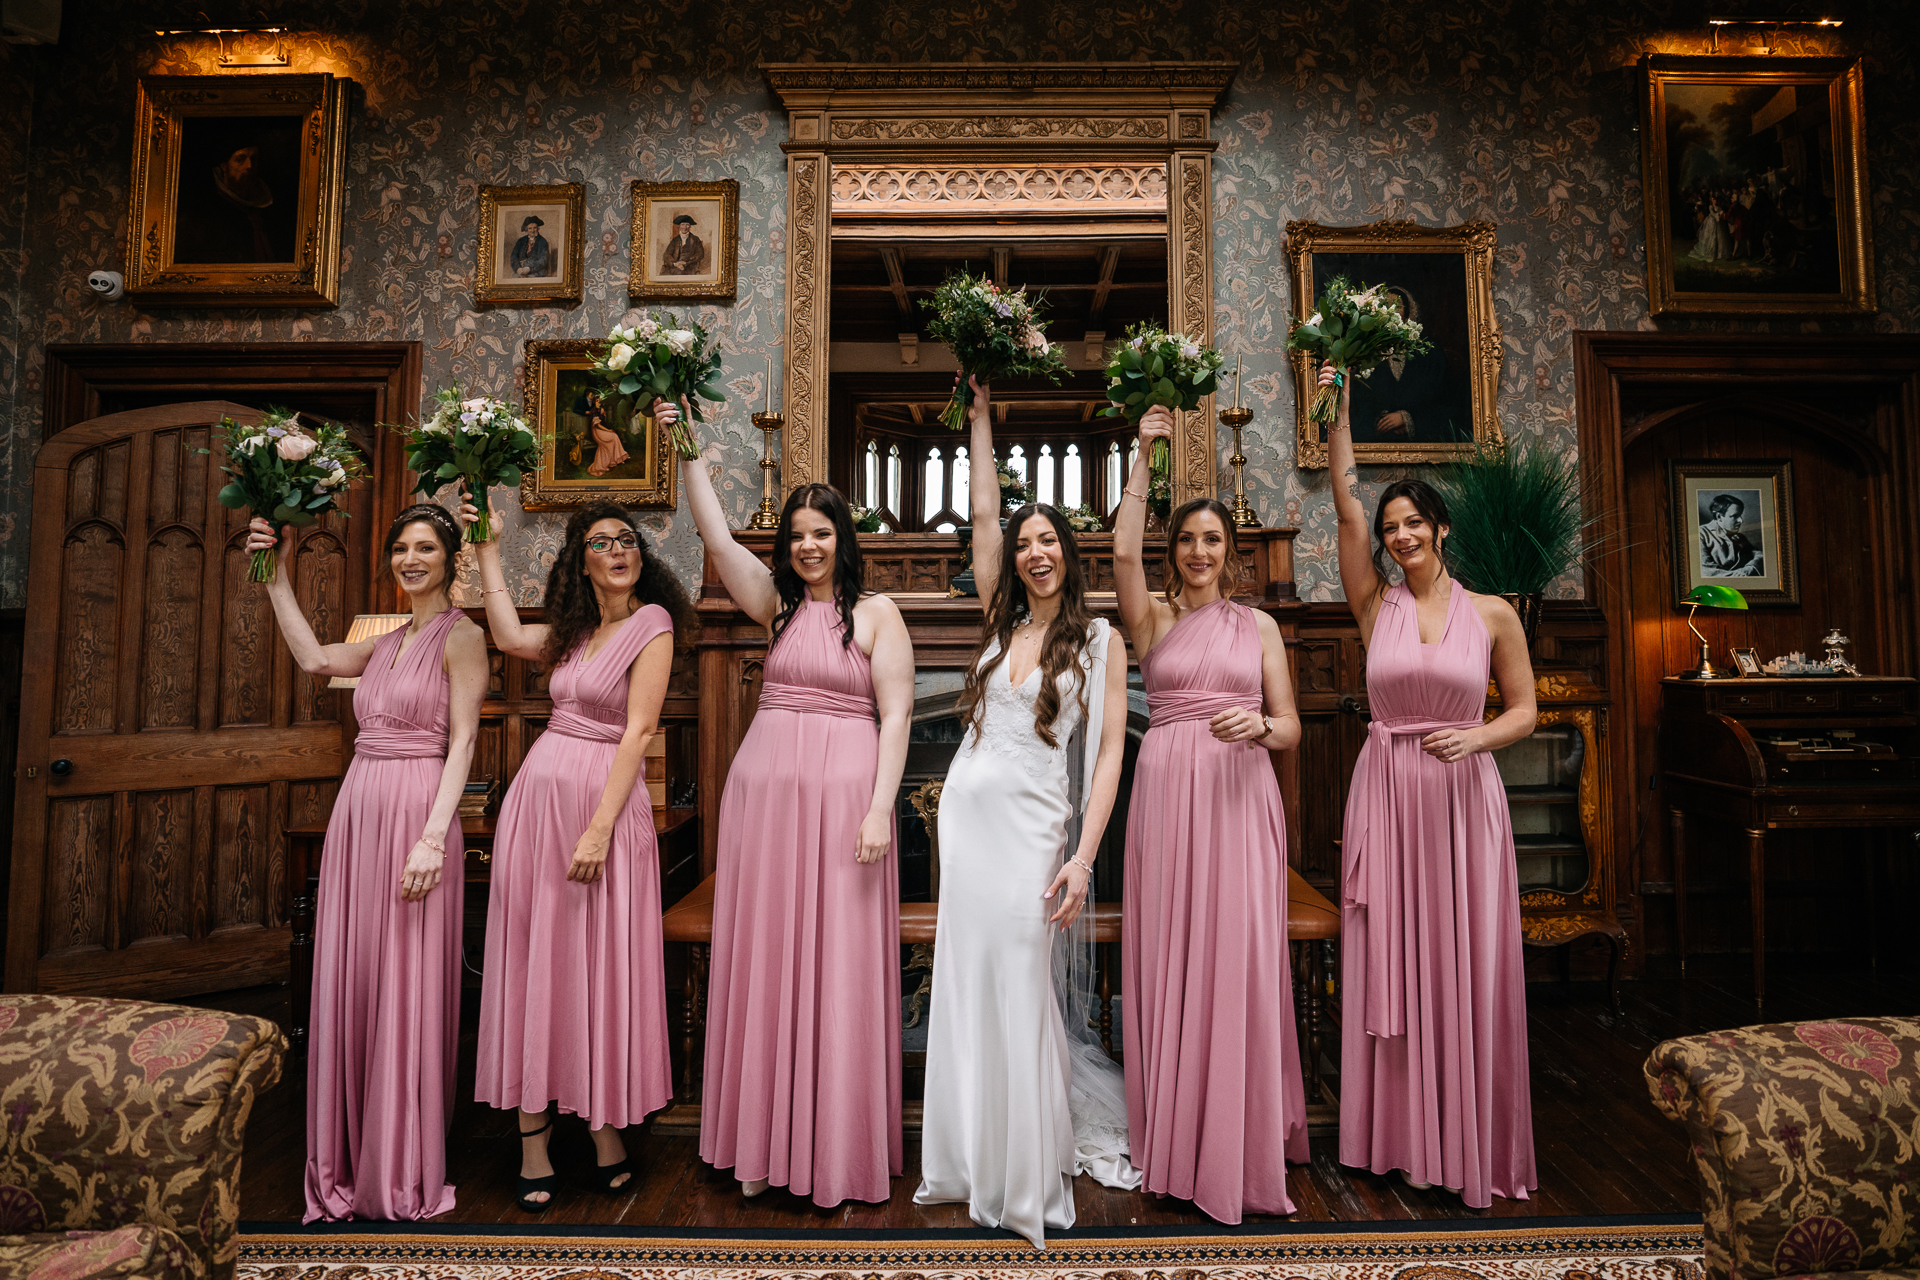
954, 503, 1097, 750
1371, 479, 1452, 585
539, 502, 697, 667
770, 483, 864, 651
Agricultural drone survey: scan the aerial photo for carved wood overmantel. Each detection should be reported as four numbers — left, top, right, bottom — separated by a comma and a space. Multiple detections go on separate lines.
762, 61, 1238, 506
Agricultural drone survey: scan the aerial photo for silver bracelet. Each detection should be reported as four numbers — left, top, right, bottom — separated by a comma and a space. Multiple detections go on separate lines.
1068, 853, 1095, 875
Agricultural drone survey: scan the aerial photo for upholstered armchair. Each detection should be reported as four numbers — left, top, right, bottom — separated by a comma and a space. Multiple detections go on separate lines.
0, 995, 285, 1280
1644, 1017, 1920, 1280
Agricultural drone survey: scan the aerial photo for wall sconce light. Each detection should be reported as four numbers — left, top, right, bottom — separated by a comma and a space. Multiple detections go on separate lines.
153, 26, 292, 66
1705, 15, 1841, 54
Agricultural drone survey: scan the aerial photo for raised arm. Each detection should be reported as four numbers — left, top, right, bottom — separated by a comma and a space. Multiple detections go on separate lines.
565, 630, 673, 884
244, 518, 381, 678
965, 375, 1004, 593
1046, 627, 1130, 931
855, 595, 914, 865
400, 620, 487, 902
1113, 408, 1175, 655
1323, 362, 1387, 636
459, 491, 549, 660
665, 398, 781, 627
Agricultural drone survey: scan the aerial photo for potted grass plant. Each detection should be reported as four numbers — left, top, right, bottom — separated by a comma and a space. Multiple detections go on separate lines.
1433, 435, 1599, 652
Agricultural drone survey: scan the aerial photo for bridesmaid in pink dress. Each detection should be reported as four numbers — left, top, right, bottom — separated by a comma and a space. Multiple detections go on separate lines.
668, 398, 912, 1205
1113, 410, 1308, 1223
1321, 363, 1539, 1207
464, 497, 698, 1211
246, 504, 487, 1221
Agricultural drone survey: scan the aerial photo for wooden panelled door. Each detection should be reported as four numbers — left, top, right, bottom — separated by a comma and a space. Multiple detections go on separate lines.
8, 400, 369, 998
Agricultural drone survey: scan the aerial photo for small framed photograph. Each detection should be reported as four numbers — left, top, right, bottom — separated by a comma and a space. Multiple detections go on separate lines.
1639, 55, 1874, 316
1669, 459, 1798, 607
630, 179, 738, 301
125, 73, 349, 307
519, 339, 676, 511
476, 184, 584, 306
1730, 647, 1762, 677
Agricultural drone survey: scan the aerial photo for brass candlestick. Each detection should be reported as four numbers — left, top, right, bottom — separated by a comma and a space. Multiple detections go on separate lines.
1221, 358, 1258, 528
748, 408, 784, 530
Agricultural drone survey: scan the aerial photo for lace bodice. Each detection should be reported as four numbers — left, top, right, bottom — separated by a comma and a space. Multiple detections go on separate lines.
968, 664, 1086, 780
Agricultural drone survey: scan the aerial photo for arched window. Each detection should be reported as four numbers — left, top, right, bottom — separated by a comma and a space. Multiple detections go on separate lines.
1037, 444, 1055, 505
1105, 440, 1123, 515
1063, 443, 1083, 508
1008, 444, 1027, 490
887, 444, 903, 519
863, 440, 879, 509
953, 445, 971, 515
923, 446, 943, 524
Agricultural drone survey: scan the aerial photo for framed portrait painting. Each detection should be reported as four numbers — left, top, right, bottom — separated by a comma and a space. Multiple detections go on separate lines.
476, 184, 584, 306
1285, 220, 1503, 468
1640, 55, 1873, 316
630, 179, 738, 301
125, 73, 349, 307
1669, 459, 1798, 607
519, 339, 677, 511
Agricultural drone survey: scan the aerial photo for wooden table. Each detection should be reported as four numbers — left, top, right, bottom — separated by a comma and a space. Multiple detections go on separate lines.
286, 809, 699, 1055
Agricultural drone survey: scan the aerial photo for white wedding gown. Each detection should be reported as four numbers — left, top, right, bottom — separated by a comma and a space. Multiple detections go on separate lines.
914, 618, 1141, 1248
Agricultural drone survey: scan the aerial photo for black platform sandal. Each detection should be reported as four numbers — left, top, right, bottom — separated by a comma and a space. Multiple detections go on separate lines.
591, 1154, 635, 1194
516, 1116, 558, 1212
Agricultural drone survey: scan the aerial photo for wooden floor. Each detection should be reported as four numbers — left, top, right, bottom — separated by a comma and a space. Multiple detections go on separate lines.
210, 953, 1911, 1230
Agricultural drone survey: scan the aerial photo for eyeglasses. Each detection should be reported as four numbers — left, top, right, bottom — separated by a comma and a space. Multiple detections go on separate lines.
585, 533, 640, 554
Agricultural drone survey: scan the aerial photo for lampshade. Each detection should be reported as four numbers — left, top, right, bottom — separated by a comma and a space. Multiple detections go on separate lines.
1683, 583, 1749, 611
326, 614, 412, 689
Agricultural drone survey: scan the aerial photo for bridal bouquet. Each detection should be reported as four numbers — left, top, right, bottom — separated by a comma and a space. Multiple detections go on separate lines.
1286, 275, 1432, 426
1059, 503, 1104, 533
1101, 322, 1225, 473
214, 409, 364, 583
591, 312, 725, 459
401, 387, 540, 544
922, 270, 1068, 430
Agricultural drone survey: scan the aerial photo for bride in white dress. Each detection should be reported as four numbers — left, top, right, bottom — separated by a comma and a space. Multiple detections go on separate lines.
914, 378, 1141, 1248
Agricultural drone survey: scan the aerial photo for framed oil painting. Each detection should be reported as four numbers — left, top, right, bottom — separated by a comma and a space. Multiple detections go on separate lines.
630, 179, 738, 301
1640, 55, 1873, 316
476, 184, 584, 306
520, 339, 676, 511
1669, 459, 1798, 607
1285, 220, 1504, 468
126, 73, 349, 307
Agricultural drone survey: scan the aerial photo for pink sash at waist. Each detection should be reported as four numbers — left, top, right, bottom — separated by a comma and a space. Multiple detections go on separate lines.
353, 727, 445, 760
548, 707, 624, 744
757, 681, 877, 722
1345, 715, 1482, 1039
1146, 688, 1257, 726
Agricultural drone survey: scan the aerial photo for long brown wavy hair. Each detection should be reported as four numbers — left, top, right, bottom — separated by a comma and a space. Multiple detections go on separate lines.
955, 503, 1096, 749
1162, 497, 1242, 610
539, 502, 697, 667
769, 483, 863, 651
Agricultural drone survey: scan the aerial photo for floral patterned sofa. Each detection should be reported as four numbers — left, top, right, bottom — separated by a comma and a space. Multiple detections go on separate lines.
0, 995, 285, 1280
1644, 1017, 1920, 1280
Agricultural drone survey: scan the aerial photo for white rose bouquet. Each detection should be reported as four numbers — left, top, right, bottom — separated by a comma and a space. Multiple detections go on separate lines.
1286, 275, 1433, 427
995, 456, 1033, 512
590, 311, 725, 459
1059, 503, 1104, 533
400, 386, 541, 545
213, 409, 366, 583
1101, 322, 1226, 474
921, 270, 1068, 430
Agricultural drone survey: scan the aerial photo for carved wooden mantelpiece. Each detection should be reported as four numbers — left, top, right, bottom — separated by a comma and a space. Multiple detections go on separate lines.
762, 61, 1238, 507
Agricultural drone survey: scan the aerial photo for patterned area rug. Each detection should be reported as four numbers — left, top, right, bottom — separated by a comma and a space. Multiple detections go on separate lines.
239, 1220, 1706, 1279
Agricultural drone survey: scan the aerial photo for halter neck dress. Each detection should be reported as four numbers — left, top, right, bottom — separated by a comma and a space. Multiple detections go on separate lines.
1123, 597, 1307, 1222
476, 604, 675, 1130
700, 599, 903, 1206
1337, 583, 1536, 1207
305, 606, 465, 1222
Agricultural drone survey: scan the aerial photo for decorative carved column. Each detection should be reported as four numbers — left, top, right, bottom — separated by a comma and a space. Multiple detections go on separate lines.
782, 144, 832, 492
1167, 143, 1217, 503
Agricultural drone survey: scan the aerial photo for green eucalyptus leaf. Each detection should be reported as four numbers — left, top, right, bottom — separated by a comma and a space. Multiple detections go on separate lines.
272, 504, 300, 523
217, 483, 249, 509
499, 465, 522, 486
435, 463, 459, 479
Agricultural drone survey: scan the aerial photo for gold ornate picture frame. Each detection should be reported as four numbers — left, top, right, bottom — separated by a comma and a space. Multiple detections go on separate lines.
630, 179, 739, 301
476, 183, 584, 306
519, 339, 677, 511
1286, 220, 1503, 468
1640, 55, 1873, 317
125, 72, 349, 308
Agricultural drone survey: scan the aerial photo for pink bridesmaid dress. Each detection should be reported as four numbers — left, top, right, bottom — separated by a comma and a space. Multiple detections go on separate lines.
700, 599, 903, 1205
305, 606, 465, 1222
1122, 598, 1307, 1222
1337, 583, 1536, 1207
476, 604, 675, 1130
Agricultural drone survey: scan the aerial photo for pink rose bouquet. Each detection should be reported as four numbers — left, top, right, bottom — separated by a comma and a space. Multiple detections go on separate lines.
213, 408, 366, 582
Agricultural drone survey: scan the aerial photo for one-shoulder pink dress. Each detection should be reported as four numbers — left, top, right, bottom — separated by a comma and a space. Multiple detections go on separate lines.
700, 599, 903, 1206
1338, 583, 1536, 1207
476, 604, 675, 1130
305, 606, 465, 1222
1122, 598, 1307, 1222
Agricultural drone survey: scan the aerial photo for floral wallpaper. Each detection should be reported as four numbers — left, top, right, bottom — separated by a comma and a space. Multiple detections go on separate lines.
1, 0, 1914, 608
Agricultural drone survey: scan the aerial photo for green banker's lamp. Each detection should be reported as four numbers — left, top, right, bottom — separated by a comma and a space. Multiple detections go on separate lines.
1677, 583, 1749, 679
